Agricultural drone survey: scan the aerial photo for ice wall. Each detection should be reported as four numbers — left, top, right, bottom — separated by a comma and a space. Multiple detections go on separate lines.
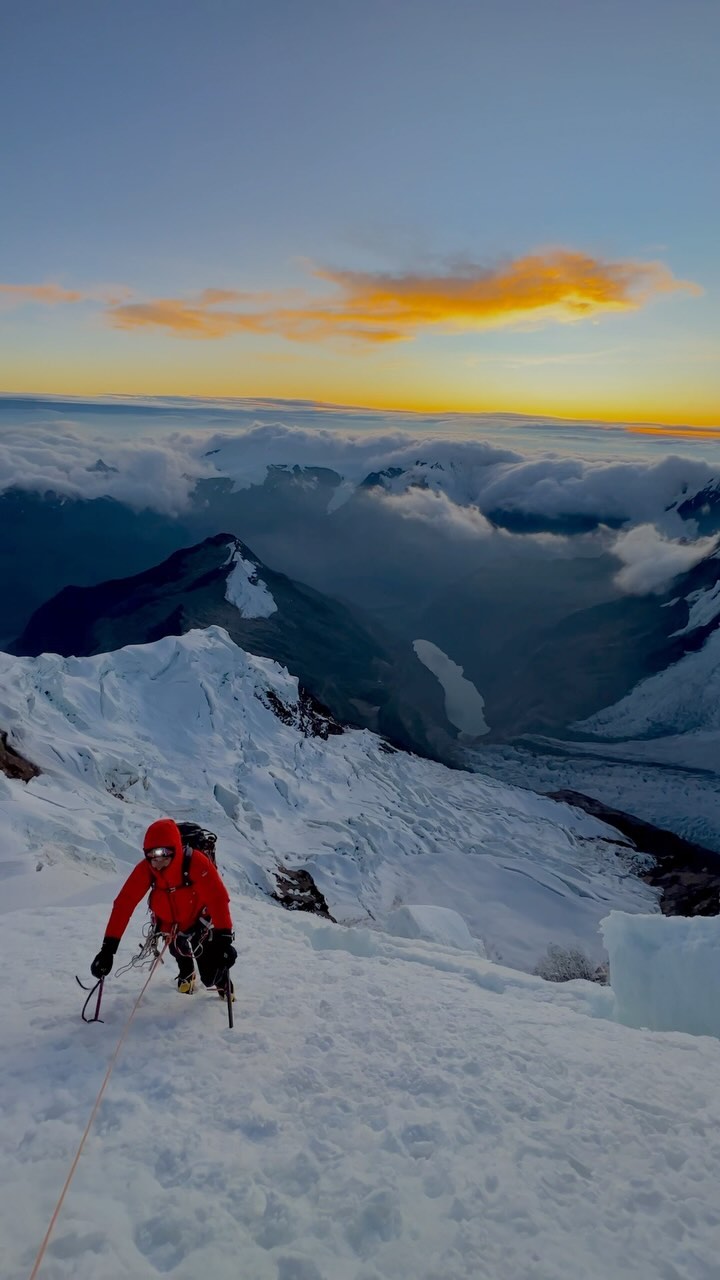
602, 910, 720, 1039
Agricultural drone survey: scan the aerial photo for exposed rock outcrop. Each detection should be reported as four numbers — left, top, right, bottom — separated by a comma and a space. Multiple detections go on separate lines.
272, 866, 336, 920
0, 731, 40, 782
261, 688, 344, 740
548, 789, 720, 917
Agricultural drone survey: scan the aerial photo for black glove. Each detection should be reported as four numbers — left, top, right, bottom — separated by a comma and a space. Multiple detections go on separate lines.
90, 937, 119, 979
215, 930, 237, 969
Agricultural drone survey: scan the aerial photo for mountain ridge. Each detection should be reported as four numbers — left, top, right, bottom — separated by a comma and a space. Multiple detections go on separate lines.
0, 626, 656, 971
10, 532, 459, 761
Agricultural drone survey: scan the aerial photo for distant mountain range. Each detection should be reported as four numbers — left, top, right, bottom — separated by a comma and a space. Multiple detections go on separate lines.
477, 545, 720, 740
4, 424, 720, 879
5, 458, 720, 771
10, 532, 457, 760
0, 626, 659, 971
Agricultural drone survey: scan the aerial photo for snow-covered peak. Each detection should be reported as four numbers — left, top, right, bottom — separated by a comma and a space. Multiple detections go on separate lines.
9, 531, 457, 760
224, 542, 277, 618
0, 628, 655, 971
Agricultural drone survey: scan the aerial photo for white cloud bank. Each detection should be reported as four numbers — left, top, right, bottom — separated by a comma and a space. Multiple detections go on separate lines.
0, 420, 214, 514
374, 488, 495, 539
610, 524, 719, 595
0, 415, 717, 537
197, 425, 717, 529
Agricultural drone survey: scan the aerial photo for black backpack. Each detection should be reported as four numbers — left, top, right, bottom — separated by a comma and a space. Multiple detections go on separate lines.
176, 822, 218, 888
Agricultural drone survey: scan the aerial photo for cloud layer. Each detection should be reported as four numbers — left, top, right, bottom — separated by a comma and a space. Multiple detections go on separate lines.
0, 413, 716, 537
610, 525, 719, 595
0, 421, 215, 515
373, 487, 496, 540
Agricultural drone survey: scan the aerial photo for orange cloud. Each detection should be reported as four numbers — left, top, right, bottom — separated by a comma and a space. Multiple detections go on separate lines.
0, 281, 132, 309
630, 424, 720, 438
107, 298, 258, 337
106, 250, 700, 343
0, 282, 87, 306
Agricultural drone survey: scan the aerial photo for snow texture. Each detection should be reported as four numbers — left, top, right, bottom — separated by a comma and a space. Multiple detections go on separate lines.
484, 614, 720, 849
2, 899, 720, 1280
602, 910, 720, 1036
672, 576, 720, 636
578, 626, 720, 743
385, 904, 486, 955
0, 628, 657, 972
224, 545, 278, 618
0, 629, 718, 1278
467, 735, 720, 852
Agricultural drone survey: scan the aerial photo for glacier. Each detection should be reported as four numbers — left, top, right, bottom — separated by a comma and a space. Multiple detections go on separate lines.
0, 627, 655, 970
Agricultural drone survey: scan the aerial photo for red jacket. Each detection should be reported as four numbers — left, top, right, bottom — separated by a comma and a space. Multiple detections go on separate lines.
104, 818, 233, 941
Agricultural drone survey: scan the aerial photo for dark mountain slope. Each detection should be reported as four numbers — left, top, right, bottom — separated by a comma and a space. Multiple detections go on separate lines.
11, 533, 456, 759
465, 549, 720, 741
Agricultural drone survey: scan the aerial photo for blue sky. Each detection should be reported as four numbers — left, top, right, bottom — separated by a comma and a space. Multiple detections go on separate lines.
1, 0, 718, 423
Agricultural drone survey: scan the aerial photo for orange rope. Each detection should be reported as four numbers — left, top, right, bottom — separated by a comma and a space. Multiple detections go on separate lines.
28, 935, 173, 1280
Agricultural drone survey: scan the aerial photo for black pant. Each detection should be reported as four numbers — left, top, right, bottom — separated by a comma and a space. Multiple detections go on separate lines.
169, 921, 230, 988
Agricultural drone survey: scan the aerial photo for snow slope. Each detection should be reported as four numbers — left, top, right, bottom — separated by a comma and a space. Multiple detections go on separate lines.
466, 593, 720, 850
224, 544, 278, 618
0, 628, 656, 972
4, 898, 720, 1280
466, 735, 720, 853
2, 628, 719, 1279
578, 626, 720, 748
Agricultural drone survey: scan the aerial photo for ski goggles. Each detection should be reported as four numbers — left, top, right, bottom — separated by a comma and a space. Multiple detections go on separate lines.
145, 846, 174, 862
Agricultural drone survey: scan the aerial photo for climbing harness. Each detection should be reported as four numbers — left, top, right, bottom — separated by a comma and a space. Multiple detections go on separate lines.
174, 915, 211, 959
114, 919, 166, 979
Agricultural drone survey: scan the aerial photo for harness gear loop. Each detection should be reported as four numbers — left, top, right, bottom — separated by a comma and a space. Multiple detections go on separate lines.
114, 921, 166, 979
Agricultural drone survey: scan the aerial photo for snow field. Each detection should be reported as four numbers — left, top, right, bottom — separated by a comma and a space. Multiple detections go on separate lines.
0, 629, 657, 973
3, 897, 720, 1280
466, 737, 720, 852
2, 626, 717, 1276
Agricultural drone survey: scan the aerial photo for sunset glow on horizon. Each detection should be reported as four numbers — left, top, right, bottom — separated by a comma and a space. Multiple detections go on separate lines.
1, 2, 718, 432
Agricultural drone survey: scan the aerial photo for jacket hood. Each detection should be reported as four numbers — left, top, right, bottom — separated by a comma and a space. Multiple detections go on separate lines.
143, 818, 183, 859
